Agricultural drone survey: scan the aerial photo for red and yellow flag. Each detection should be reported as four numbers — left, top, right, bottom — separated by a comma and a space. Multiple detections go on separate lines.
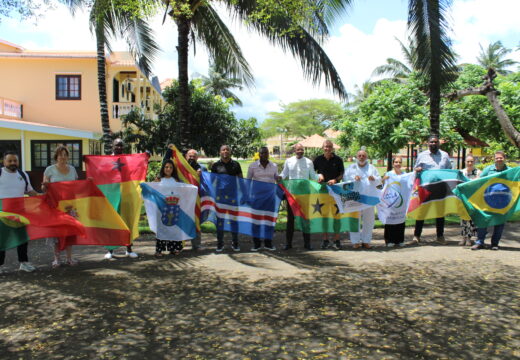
170, 145, 201, 231
45, 180, 130, 249
85, 153, 148, 241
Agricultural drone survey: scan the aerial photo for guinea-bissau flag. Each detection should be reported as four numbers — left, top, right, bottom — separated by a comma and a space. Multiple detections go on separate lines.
407, 169, 470, 220
281, 179, 359, 233
85, 153, 148, 242
0, 195, 85, 251
453, 167, 520, 228
169, 145, 201, 232
45, 180, 130, 249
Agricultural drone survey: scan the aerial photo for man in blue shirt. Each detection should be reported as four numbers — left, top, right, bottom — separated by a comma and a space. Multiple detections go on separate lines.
471, 151, 509, 250
413, 135, 452, 244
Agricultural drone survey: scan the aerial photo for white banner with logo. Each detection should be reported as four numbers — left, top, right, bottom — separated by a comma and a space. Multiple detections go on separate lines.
377, 172, 415, 224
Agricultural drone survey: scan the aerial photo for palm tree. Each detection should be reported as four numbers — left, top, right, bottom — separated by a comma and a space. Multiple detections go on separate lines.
407, 0, 457, 137
476, 41, 518, 75
349, 80, 375, 108
198, 64, 244, 105
372, 36, 417, 82
67, 0, 160, 154
163, 0, 351, 151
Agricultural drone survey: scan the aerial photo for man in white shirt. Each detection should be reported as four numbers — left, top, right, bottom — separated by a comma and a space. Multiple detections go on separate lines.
413, 135, 452, 244
247, 146, 280, 251
280, 143, 317, 250
344, 149, 381, 249
0, 151, 38, 272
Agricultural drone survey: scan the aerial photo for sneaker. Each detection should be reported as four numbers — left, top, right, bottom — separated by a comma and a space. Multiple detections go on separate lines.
52, 259, 61, 268
412, 236, 421, 244
320, 240, 330, 249
333, 241, 342, 250
491, 246, 499, 251
264, 245, 276, 251
251, 246, 261, 252
386, 243, 395, 248
436, 236, 446, 244
19, 262, 36, 272
398, 242, 406, 247
104, 252, 114, 260
232, 245, 240, 252
216, 245, 224, 253
126, 251, 138, 258
471, 244, 485, 250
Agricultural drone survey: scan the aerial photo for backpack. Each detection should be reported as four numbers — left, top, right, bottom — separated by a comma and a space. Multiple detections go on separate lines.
0, 168, 29, 192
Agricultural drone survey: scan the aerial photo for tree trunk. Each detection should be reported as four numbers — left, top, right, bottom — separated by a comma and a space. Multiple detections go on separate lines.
96, 26, 112, 155
176, 16, 191, 152
444, 69, 520, 148
429, 86, 441, 137
387, 150, 393, 171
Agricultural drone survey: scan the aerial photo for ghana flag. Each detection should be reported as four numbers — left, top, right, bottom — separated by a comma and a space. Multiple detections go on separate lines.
281, 179, 358, 233
85, 153, 148, 242
45, 180, 130, 248
407, 169, 470, 220
0, 196, 84, 251
169, 145, 201, 232
453, 167, 520, 228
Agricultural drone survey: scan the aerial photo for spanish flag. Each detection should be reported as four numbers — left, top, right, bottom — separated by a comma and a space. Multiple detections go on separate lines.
281, 179, 359, 233
85, 153, 148, 242
169, 145, 201, 232
45, 180, 130, 248
407, 170, 470, 220
0, 196, 85, 251
453, 167, 520, 228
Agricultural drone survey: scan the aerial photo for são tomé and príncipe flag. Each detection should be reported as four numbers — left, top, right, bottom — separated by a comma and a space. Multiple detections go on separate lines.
453, 167, 520, 228
85, 153, 148, 242
281, 179, 359, 233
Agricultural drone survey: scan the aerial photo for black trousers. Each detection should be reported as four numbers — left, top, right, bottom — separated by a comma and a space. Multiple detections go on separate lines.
286, 200, 310, 245
384, 223, 405, 244
414, 218, 445, 237
0, 242, 29, 266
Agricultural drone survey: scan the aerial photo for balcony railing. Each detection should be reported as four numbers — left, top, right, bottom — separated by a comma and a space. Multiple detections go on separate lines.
0, 97, 23, 119
112, 103, 136, 119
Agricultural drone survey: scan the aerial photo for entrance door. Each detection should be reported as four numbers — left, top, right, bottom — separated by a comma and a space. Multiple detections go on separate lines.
0, 140, 21, 167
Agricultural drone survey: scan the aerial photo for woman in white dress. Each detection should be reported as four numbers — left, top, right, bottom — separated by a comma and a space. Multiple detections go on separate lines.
42, 145, 78, 267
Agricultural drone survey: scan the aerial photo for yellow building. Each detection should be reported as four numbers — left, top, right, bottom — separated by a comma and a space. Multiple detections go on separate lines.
0, 39, 163, 187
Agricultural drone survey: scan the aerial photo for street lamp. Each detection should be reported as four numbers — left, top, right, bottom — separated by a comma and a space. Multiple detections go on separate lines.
276, 127, 288, 159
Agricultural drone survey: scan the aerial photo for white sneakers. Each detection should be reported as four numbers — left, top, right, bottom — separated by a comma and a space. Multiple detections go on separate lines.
19, 262, 36, 272
125, 251, 138, 258
104, 251, 138, 259
104, 252, 113, 260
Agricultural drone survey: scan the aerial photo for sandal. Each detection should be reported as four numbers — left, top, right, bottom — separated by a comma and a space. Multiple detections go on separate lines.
66, 259, 78, 266
52, 260, 61, 268
154, 252, 164, 258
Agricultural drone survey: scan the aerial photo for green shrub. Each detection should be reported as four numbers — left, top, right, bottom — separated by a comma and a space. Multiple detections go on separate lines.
147, 161, 162, 182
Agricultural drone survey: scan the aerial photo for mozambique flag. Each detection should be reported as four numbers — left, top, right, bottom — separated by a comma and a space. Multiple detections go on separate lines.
281, 179, 359, 233
169, 145, 201, 231
407, 169, 470, 220
0, 196, 84, 251
453, 167, 520, 228
85, 153, 148, 242
45, 180, 130, 249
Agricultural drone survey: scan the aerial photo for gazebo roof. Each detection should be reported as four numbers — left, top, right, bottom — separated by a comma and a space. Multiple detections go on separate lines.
298, 134, 340, 149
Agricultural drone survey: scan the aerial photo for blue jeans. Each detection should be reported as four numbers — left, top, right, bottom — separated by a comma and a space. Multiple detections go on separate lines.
476, 224, 505, 247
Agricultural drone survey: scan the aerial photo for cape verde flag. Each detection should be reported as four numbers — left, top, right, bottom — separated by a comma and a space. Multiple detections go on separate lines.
140, 182, 198, 240
200, 172, 284, 239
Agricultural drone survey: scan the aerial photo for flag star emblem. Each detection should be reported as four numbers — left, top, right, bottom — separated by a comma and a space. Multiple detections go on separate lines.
112, 158, 126, 171
312, 198, 325, 214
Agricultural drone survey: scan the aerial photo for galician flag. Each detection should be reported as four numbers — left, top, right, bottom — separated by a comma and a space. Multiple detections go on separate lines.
407, 169, 470, 220
0, 196, 85, 251
377, 172, 415, 224
140, 182, 198, 240
328, 179, 381, 213
85, 153, 148, 242
281, 179, 359, 233
45, 180, 131, 249
200, 172, 284, 239
453, 167, 520, 228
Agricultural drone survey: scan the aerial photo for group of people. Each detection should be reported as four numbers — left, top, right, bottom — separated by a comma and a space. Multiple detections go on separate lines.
0, 135, 512, 272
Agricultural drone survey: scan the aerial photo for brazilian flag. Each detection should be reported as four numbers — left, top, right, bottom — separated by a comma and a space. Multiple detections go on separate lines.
453, 167, 520, 228
281, 180, 359, 233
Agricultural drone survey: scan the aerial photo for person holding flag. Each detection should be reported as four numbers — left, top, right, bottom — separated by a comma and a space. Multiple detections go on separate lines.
413, 135, 452, 244
0, 151, 38, 272
344, 148, 381, 249
459, 155, 481, 246
471, 151, 510, 250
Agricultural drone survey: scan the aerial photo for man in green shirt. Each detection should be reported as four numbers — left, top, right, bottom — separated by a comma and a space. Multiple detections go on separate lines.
472, 151, 509, 251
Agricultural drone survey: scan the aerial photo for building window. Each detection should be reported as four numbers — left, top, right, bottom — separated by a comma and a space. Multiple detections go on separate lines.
56, 75, 81, 100
31, 140, 82, 170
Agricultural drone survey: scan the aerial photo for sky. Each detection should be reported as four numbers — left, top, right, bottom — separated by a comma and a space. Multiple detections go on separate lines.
1, 0, 519, 122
